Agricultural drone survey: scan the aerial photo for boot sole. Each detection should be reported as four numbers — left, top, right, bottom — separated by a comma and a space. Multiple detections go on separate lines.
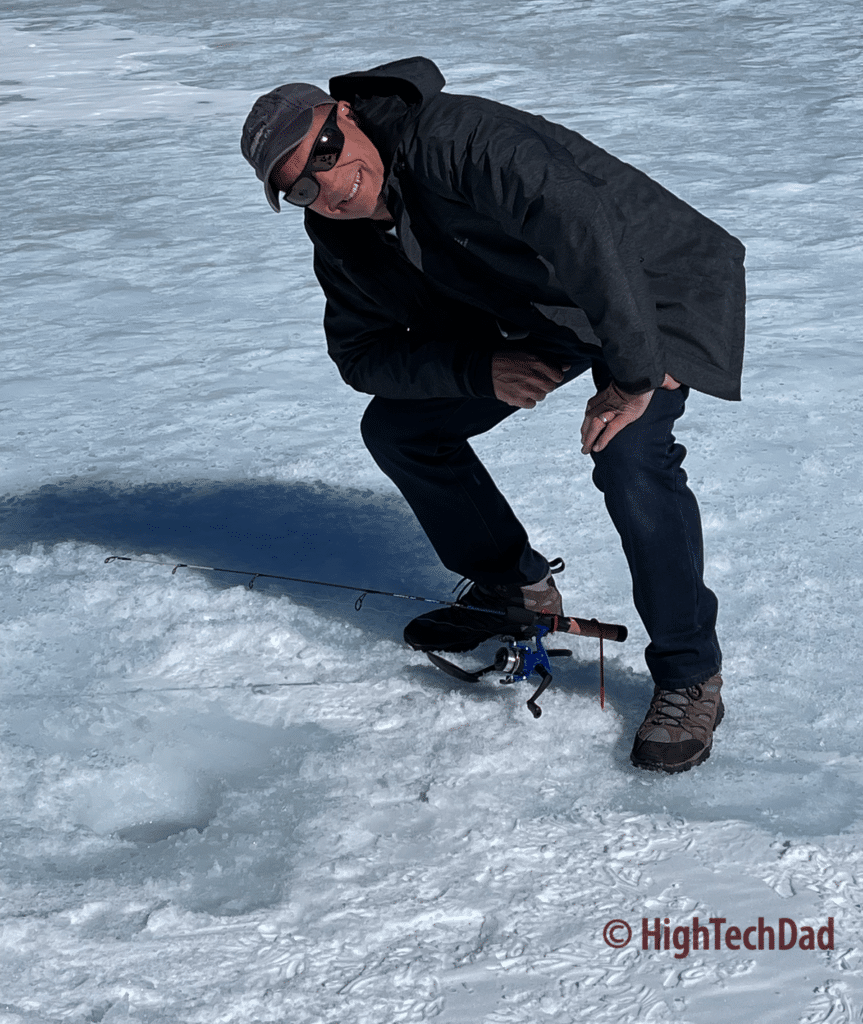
630, 699, 725, 775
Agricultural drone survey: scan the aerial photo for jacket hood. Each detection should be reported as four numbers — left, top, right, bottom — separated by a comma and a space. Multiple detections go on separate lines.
328, 56, 445, 108
327, 57, 445, 170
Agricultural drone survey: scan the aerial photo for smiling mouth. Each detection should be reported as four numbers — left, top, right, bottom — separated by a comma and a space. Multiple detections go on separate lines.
341, 169, 361, 208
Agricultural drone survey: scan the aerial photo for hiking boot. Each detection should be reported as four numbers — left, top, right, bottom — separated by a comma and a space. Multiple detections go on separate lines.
404, 559, 565, 653
630, 675, 724, 774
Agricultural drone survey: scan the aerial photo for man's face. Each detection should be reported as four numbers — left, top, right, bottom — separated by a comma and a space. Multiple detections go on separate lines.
272, 103, 389, 221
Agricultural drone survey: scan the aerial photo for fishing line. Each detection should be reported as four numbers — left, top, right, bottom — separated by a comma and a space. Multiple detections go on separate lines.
0, 680, 321, 702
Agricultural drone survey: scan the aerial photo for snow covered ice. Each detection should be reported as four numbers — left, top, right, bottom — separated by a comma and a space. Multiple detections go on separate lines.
2, 0, 863, 1020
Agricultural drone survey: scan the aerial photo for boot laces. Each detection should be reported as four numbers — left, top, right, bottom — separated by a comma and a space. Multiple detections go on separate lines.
649, 685, 712, 731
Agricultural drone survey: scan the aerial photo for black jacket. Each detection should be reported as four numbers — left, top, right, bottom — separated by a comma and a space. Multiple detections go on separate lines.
306, 57, 745, 401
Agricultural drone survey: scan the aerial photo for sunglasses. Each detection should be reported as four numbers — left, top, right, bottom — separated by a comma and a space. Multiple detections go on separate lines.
283, 106, 345, 207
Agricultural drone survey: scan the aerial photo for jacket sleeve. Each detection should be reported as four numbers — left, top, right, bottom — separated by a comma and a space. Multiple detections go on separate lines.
308, 218, 496, 400
450, 114, 667, 393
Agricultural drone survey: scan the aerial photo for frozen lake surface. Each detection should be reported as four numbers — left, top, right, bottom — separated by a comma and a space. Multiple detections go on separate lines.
2, 0, 863, 1020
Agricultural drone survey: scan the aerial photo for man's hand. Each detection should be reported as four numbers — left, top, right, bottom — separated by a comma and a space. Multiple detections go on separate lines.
492, 351, 569, 408
580, 375, 680, 454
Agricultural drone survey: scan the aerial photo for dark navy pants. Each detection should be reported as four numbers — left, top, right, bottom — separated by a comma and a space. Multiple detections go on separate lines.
360, 360, 721, 689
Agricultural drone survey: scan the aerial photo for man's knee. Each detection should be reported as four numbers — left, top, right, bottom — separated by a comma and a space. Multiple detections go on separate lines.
360, 397, 436, 463
590, 414, 688, 501
360, 397, 411, 453
592, 434, 686, 489
592, 386, 687, 477
359, 397, 388, 455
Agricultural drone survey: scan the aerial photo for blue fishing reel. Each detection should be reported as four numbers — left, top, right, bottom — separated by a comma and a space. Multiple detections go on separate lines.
427, 625, 572, 718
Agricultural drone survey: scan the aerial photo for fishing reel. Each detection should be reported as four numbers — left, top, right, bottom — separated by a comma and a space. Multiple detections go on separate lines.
427, 625, 572, 719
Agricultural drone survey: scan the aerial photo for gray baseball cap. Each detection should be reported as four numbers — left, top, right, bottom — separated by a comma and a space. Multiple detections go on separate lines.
241, 83, 335, 212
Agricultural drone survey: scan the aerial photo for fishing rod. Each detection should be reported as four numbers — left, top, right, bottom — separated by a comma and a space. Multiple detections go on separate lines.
104, 555, 628, 715
104, 555, 625, 639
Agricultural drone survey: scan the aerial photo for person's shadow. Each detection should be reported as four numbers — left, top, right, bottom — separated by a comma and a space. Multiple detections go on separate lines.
0, 477, 458, 642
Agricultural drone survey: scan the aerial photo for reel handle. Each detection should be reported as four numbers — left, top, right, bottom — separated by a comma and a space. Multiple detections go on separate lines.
504, 606, 627, 643
560, 616, 627, 643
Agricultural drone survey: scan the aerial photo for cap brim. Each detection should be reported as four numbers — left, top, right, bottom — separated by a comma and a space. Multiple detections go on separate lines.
262, 97, 336, 213
259, 107, 314, 213
263, 147, 299, 212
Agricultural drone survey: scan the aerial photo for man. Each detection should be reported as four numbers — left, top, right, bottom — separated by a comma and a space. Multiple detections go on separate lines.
241, 57, 745, 774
